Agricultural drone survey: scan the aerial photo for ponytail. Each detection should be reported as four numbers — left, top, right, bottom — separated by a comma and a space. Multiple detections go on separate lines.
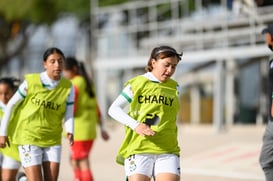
78, 62, 95, 98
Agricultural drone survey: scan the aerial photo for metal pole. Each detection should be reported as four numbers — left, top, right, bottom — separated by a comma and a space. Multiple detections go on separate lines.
90, 0, 98, 61
213, 61, 225, 132
90, 0, 108, 119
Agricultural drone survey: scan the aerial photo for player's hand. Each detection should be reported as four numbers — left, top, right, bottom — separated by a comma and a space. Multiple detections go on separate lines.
0, 136, 10, 148
67, 133, 74, 146
101, 130, 110, 141
135, 123, 155, 136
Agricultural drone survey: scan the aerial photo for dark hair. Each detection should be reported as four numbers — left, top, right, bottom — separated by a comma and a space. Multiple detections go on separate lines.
0, 77, 20, 91
145, 45, 183, 72
43, 47, 65, 62
262, 22, 273, 36
64, 57, 95, 98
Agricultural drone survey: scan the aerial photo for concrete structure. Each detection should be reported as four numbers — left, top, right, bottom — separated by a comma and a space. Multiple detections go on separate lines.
90, 0, 273, 131
1, 0, 272, 130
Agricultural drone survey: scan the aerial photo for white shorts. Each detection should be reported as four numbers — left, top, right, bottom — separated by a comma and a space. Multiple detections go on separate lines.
124, 153, 180, 178
18, 145, 61, 168
2, 155, 21, 169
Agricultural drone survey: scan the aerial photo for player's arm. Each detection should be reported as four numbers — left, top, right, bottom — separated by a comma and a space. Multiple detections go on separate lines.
108, 85, 155, 136
64, 85, 75, 145
0, 81, 26, 147
108, 85, 139, 130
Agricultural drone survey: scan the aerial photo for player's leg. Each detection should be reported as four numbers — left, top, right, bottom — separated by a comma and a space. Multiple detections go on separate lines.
2, 168, 19, 181
24, 165, 42, 181
78, 158, 93, 181
42, 161, 60, 181
42, 145, 61, 181
154, 173, 179, 181
259, 121, 273, 181
71, 140, 94, 181
154, 154, 180, 181
128, 174, 150, 181
1, 155, 21, 181
70, 159, 81, 181
18, 145, 43, 181
124, 154, 154, 181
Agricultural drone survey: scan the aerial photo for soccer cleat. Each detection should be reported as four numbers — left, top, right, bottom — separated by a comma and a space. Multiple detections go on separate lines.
16, 172, 27, 181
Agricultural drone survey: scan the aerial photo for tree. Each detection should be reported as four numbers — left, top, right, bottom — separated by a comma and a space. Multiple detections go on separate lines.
0, 0, 127, 66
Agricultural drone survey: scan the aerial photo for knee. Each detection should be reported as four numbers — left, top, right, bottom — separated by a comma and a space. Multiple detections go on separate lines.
259, 153, 266, 169
71, 160, 80, 168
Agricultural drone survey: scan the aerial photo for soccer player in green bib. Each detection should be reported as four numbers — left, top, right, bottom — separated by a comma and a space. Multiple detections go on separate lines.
108, 45, 182, 181
63, 57, 110, 181
0, 47, 74, 181
0, 77, 21, 181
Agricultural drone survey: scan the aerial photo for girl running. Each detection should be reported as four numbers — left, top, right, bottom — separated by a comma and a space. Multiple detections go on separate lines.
108, 45, 182, 181
0, 47, 74, 181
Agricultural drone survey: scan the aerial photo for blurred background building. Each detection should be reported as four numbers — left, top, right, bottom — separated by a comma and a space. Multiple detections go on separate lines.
91, 0, 273, 131
1, 0, 273, 131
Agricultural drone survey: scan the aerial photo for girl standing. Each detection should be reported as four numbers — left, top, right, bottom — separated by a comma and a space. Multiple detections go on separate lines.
108, 45, 182, 181
0, 47, 74, 181
0, 77, 21, 181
